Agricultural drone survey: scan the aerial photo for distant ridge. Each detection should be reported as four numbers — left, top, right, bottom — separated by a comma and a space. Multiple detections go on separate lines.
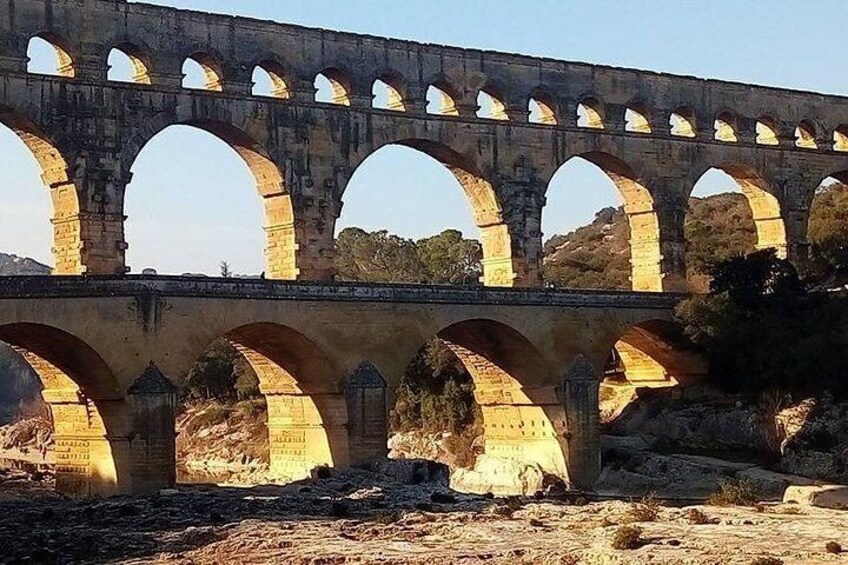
0, 253, 51, 276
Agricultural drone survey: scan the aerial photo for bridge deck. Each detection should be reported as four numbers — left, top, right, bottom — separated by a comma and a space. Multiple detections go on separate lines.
0, 276, 684, 308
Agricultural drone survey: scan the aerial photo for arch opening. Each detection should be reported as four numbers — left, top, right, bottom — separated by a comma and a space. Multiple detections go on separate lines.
714, 113, 738, 143
392, 319, 566, 494
107, 45, 151, 84
0, 324, 125, 496
807, 175, 848, 276
372, 77, 405, 111
0, 110, 80, 273
426, 82, 460, 116
252, 61, 290, 99
315, 69, 351, 106
124, 122, 295, 279
577, 99, 604, 129
476, 89, 509, 121
27, 34, 74, 77
670, 108, 696, 138
833, 127, 848, 152
543, 153, 662, 292
529, 94, 557, 125
756, 118, 779, 146
337, 141, 516, 287
795, 121, 818, 149
182, 53, 223, 91
686, 166, 784, 291
179, 323, 348, 484
625, 106, 651, 134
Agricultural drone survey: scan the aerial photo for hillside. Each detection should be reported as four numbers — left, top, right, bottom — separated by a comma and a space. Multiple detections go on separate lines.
0, 253, 50, 276
544, 193, 760, 291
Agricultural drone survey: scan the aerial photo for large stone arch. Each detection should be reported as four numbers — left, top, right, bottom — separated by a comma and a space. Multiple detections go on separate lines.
690, 163, 787, 258
406, 318, 568, 492
604, 319, 708, 389
0, 323, 128, 495
220, 322, 350, 480
121, 115, 297, 279
546, 151, 664, 292
344, 139, 519, 287
0, 106, 85, 274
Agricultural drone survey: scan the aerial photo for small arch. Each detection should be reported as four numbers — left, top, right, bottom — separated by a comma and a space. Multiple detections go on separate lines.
476, 88, 509, 121
670, 108, 696, 138
529, 92, 557, 125
314, 69, 351, 106
252, 61, 290, 99
796, 121, 818, 149
756, 118, 779, 146
372, 76, 405, 111
107, 44, 151, 84
182, 53, 223, 91
834, 126, 848, 152
426, 81, 460, 116
625, 105, 651, 134
714, 112, 737, 142
27, 34, 75, 78
577, 98, 604, 129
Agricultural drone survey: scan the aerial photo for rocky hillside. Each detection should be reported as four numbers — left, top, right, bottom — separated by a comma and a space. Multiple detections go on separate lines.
0, 253, 50, 276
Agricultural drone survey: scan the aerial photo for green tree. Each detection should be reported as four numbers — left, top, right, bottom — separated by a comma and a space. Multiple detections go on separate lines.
416, 230, 482, 285
336, 228, 425, 283
184, 339, 260, 401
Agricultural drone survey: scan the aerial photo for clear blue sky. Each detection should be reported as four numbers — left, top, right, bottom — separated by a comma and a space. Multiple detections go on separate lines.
2, 1, 846, 274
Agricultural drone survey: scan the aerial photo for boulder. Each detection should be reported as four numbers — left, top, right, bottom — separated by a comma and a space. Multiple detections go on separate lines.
783, 485, 848, 510
450, 454, 546, 496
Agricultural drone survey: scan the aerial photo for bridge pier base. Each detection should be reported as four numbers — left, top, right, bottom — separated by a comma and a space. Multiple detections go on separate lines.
562, 357, 602, 490
127, 364, 178, 494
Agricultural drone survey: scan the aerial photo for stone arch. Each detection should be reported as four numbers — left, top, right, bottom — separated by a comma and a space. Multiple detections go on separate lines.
833, 125, 848, 152
345, 139, 517, 286
756, 116, 780, 146
252, 59, 290, 98
670, 107, 697, 138
221, 322, 349, 480
529, 88, 558, 125
796, 120, 819, 149
548, 151, 664, 291
27, 33, 75, 77
476, 83, 509, 121
427, 318, 568, 491
0, 107, 85, 274
315, 68, 352, 106
605, 319, 707, 389
182, 52, 223, 91
372, 71, 407, 111
108, 42, 152, 84
693, 163, 787, 258
625, 103, 652, 134
714, 111, 738, 142
123, 116, 297, 279
426, 79, 460, 116
577, 97, 604, 129
0, 323, 127, 495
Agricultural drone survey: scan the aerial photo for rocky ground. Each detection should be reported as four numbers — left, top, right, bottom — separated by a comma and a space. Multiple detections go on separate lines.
1, 463, 847, 565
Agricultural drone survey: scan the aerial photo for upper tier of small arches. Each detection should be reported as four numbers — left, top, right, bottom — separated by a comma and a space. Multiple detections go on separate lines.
24, 34, 848, 153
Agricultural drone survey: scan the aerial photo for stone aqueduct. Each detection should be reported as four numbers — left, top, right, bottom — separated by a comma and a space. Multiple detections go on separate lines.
0, 0, 843, 495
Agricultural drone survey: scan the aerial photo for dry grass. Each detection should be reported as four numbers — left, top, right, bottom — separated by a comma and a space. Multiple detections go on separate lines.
708, 480, 759, 507
611, 525, 644, 550
750, 558, 783, 565
684, 508, 713, 525
626, 497, 661, 523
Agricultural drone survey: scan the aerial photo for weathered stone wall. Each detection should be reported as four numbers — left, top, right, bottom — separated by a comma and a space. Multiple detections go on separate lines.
0, 0, 844, 288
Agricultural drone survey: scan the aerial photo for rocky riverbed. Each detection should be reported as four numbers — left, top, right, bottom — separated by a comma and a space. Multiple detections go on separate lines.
1, 464, 847, 565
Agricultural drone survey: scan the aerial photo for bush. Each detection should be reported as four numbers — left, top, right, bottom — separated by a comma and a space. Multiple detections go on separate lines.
684, 508, 712, 525
611, 525, 644, 550
626, 497, 661, 523
708, 481, 759, 507
826, 542, 842, 554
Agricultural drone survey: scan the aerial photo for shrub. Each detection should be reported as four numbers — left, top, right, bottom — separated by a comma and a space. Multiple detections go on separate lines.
708, 480, 759, 507
826, 542, 842, 554
750, 558, 783, 565
626, 497, 660, 523
611, 525, 644, 550
684, 508, 712, 525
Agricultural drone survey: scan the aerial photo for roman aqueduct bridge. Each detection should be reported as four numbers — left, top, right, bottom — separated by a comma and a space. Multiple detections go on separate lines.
0, 0, 841, 495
